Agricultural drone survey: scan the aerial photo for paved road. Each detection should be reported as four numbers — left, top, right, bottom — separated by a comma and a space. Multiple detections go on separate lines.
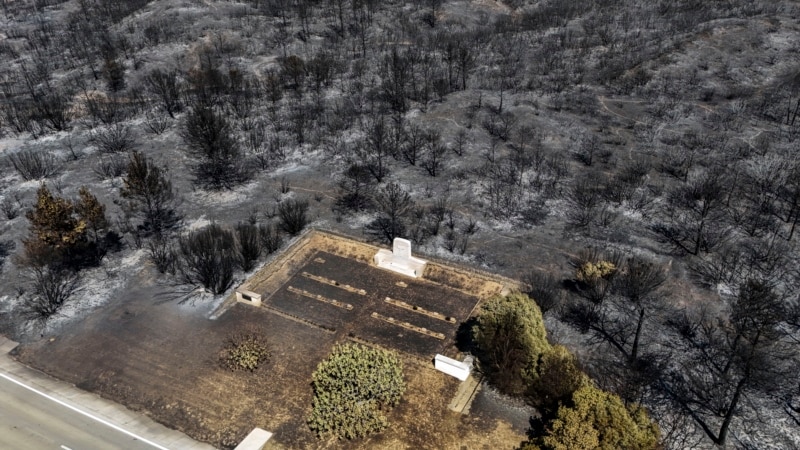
0, 374, 165, 450
0, 336, 214, 450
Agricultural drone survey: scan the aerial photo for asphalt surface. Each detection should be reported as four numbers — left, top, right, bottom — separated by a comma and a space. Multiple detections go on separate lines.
0, 374, 163, 450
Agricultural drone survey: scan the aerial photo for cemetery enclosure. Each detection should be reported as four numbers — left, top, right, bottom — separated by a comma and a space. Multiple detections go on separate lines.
228, 230, 509, 359
14, 231, 518, 449
262, 250, 481, 358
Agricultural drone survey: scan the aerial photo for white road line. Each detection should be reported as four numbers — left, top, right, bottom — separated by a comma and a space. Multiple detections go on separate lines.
0, 373, 170, 450
61, 445, 73, 450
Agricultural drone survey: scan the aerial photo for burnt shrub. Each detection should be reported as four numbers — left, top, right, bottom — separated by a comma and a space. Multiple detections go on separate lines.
177, 224, 237, 295
147, 235, 177, 274
236, 222, 261, 271
22, 265, 80, 322
91, 124, 136, 154
8, 149, 61, 180
278, 198, 309, 236
259, 222, 283, 253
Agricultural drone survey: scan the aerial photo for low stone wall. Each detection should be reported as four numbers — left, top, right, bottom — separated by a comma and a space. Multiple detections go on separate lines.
234, 428, 272, 450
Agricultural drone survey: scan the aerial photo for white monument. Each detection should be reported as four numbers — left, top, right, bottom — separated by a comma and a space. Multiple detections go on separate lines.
374, 238, 427, 278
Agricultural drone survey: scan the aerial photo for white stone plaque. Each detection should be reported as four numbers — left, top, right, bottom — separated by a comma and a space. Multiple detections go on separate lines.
235, 288, 262, 306
393, 238, 412, 259
234, 427, 272, 450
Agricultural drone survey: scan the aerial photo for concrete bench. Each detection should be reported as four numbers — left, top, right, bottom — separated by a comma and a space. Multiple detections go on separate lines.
235, 288, 262, 306
434, 354, 473, 381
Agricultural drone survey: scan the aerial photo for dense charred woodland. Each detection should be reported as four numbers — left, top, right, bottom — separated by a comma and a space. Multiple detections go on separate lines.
1, 0, 799, 447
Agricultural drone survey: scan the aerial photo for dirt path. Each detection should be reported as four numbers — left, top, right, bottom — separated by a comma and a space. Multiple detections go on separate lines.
596, 94, 778, 154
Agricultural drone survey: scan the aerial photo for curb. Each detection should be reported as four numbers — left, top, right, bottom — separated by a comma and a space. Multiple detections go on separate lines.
0, 336, 216, 450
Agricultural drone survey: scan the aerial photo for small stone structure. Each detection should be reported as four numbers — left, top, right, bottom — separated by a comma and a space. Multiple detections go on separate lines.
234, 428, 273, 450
374, 238, 427, 278
235, 288, 262, 306
434, 354, 473, 381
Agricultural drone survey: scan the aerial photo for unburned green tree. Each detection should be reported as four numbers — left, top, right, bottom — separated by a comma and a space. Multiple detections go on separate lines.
25, 184, 87, 252
473, 292, 549, 396
24, 184, 110, 267
75, 186, 111, 264
528, 345, 589, 416
76, 186, 109, 244
524, 384, 660, 450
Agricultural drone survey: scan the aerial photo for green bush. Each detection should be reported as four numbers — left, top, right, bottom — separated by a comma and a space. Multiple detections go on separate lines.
308, 343, 405, 439
221, 331, 270, 372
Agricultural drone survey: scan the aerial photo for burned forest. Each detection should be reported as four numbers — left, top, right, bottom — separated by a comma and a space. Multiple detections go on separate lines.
1, 0, 800, 448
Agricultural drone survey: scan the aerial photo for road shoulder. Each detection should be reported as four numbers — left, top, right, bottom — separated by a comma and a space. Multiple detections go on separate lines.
0, 335, 216, 450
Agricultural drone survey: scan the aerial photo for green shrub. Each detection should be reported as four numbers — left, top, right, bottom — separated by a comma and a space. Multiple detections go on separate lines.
221, 331, 270, 372
308, 343, 405, 439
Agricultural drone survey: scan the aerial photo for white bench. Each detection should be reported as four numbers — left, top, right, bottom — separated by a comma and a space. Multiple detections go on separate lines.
374, 238, 427, 278
434, 354, 473, 381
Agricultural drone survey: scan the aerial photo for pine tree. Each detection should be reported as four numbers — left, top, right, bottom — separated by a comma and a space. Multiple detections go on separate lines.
25, 184, 86, 251
103, 57, 126, 92
76, 186, 108, 242
121, 151, 181, 235
528, 345, 589, 415
525, 385, 660, 450
473, 293, 550, 395
23, 184, 110, 267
